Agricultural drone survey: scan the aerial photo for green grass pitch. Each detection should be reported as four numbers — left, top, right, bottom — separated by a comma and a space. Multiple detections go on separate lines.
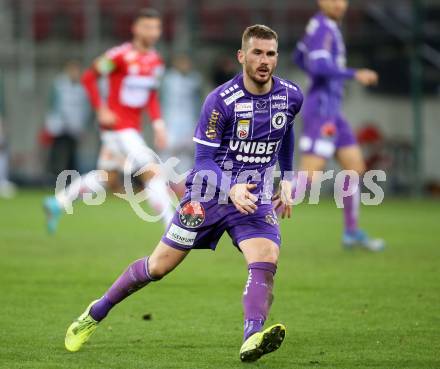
0, 191, 439, 369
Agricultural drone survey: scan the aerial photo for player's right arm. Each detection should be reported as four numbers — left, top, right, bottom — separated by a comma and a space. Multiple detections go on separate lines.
301, 20, 379, 85
81, 47, 124, 127
192, 91, 257, 215
354, 69, 379, 86
301, 20, 355, 80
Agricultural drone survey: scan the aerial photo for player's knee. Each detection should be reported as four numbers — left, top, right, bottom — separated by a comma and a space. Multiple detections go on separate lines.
255, 245, 279, 264
147, 163, 162, 177
146, 257, 167, 280
355, 163, 366, 176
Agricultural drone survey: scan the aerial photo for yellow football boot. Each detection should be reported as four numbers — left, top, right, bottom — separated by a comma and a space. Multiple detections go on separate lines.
239, 323, 286, 362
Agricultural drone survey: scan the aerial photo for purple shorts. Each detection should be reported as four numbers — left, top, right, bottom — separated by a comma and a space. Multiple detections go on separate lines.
161, 193, 281, 252
299, 113, 357, 159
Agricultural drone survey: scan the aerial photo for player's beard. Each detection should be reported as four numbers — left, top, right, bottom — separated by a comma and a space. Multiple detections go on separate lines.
245, 63, 273, 87
139, 38, 155, 49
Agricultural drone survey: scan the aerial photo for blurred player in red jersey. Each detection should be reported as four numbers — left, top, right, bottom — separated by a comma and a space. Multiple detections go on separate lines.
44, 8, 175, 233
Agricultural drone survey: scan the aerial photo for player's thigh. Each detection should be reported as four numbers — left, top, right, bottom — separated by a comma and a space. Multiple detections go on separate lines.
299, 154, 327, 180
118, 129, 160, 181
119, 130, 154, 166
148, 240, 189, 279
336, 145, 366, 175
239, 238, 280, 265
97, 133, 125, 171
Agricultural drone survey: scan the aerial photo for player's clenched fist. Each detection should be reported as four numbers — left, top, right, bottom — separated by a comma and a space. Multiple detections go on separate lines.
97, 105, 117, 128
152, 119, 168, 150
355, 69, 379, 86
229, 183, 258, 215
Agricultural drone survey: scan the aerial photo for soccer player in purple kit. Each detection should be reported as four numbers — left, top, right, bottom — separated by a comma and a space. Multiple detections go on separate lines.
293, 0, 384, 251
64, 25, 303, 362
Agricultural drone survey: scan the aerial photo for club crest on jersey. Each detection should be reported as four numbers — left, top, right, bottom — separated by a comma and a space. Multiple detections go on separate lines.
128, 63, 140, 75
272, 112, 287, 129
321, 121, 336, 137
237, 120, 250, 139
179, 201, 205, 228
124, 50, 138, 62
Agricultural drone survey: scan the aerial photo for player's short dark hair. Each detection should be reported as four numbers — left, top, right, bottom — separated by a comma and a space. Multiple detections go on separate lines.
241, 24, 278, 50
133, 8, 161, 23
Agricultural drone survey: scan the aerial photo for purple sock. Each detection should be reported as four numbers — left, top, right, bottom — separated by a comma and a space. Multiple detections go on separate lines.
342, 176, 360, 233
243, 262, 277, 341
90, 257, 155, 321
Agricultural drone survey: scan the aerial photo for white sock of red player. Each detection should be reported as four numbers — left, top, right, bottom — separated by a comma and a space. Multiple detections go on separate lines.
145, 177, 174, 227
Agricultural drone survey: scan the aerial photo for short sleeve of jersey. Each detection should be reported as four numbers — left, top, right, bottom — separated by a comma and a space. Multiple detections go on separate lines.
306, 20, 334, 61
95, 44, 127, 75
193, 91, 229, 148
286, 82, 304, 123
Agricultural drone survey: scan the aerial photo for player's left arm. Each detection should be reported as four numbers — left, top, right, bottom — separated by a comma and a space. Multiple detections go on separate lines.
274, 123, 295, 219
274, 86, 303, 218
145, 63, 167, 150
146, 89, 167, 150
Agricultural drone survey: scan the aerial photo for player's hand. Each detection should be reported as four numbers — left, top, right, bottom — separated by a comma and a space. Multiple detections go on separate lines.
272, 180, 293, 219
229, 183, 258, 215
355, 69, 379, 86
152, 119, 167, 151
97, 106, 117, 128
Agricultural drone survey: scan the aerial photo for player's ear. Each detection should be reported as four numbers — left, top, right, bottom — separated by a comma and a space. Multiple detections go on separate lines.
237, 49, 245, 65
131, 22, 138, 37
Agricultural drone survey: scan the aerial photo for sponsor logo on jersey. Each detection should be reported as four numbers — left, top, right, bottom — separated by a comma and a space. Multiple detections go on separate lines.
179, 201, 205, 228
271, 112, 287, 129
236, 120, 250, 139
229, 139, 280, 163
229, 140, 280, 155
271, 102, 287, 110
237, 112, 253, 119
205, 109, 220, 140
235, 102, 253, 112
254, 99, 268, 114
224, 90, 245, 105
272, 94, 287, 101
256, 100, 267, 110
166, 224, 197, 247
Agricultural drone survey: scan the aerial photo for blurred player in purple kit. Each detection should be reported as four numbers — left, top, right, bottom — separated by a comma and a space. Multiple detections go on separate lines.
64, 24, 303, 362
293, 0, 384, 251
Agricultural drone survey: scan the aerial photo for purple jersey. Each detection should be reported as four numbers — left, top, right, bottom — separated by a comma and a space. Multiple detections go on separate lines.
190, 73, 303, 200
293, 12, 357, 158
161, 74, 302, 252
294, 12, 354, 118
